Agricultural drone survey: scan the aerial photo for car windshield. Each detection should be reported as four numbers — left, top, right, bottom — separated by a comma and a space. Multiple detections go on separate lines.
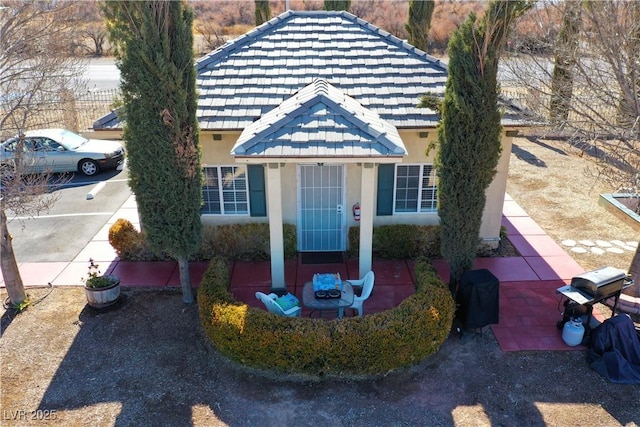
58, 130, 88, 150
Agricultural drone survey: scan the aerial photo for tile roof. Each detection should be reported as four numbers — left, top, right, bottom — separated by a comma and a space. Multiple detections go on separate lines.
195, 10, 448, 131
92, 10, 533, 132
231, 78, 407, 158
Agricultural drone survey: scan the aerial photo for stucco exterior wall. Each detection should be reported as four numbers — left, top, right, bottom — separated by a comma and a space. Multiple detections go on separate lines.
88, 128, 513, 245
369, 130, 440, 227
479, 135, 513, 246
200, 132, 270, 226
190, 129, 513, 243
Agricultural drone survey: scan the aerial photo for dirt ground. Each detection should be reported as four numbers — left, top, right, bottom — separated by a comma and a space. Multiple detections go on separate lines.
508, 136, 637, 275
1, 136, 640, 426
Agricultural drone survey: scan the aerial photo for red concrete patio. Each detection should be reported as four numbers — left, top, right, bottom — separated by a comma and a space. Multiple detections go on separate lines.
2, 194, 609, 352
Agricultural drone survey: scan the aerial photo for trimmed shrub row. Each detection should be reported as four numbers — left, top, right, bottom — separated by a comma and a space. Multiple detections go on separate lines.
197, 223, 297, 261
348, 224, 441, 259
197, 256, 455, 376
110, 219, 442, 262
108, 219, 297, 261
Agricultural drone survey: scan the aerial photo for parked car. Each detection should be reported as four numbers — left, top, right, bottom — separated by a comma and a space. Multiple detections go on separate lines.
0, 129, 125, 176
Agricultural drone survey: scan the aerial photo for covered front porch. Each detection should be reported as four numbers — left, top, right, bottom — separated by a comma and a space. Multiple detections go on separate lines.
231, 79, 408, 291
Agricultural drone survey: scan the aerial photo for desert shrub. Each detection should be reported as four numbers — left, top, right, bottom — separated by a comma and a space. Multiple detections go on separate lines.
108, 219, 165, 261
198, 256, 455, 376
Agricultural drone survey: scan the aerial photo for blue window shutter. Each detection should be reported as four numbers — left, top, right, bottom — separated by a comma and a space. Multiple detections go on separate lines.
248, 165, 266, 217
377, 164, 394, 216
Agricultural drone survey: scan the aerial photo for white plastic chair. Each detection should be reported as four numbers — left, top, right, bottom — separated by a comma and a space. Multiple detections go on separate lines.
255, 292, 302, 317
347, 271, 375, 316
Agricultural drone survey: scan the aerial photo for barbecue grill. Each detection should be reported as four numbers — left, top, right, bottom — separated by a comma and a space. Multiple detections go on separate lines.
570, 266, 628, 299
556, 267, 635, 344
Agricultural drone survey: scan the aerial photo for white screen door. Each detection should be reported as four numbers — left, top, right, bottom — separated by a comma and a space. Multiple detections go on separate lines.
297, 164, 345, 251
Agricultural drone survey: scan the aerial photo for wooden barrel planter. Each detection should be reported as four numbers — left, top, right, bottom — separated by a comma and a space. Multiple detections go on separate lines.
84, 276, 121, 309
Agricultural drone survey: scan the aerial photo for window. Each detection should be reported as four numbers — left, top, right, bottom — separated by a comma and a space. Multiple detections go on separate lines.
394, 164, 438, 213
202, 166, 249, 215
3, 138, 32, 152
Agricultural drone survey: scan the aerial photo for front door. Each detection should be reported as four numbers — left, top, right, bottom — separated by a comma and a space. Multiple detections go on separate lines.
297, 164, 345, 252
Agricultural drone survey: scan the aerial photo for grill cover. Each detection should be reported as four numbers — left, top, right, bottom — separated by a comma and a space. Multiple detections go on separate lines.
571, 267, 627, 298
458, 269, 499, 329
587, 314, 640, 384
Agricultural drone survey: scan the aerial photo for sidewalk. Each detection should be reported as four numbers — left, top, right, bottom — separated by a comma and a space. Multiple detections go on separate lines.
2, 194, 597, 351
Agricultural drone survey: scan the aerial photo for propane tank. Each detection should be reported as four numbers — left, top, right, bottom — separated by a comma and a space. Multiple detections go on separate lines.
562, 318, 585, 347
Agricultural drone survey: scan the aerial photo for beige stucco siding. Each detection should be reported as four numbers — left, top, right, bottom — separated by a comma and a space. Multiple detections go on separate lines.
479, 135, 513, 243
200, 132, 239, 165
397, 130, 435, 163
369, 130, 440, 226
134, 129, 511, 245
279, 164, 298, 224
200, 132, 266, 225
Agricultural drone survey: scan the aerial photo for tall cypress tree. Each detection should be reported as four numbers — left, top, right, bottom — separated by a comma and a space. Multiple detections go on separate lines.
255, 0, 271, 26
103, 1, 202, 303
405, 0, 435, 52
437, 1, 530, 298
323, 0, 350, 11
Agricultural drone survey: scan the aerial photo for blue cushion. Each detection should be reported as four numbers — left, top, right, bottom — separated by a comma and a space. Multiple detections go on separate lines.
313, 273, 343, 292
276, 293, 300, 311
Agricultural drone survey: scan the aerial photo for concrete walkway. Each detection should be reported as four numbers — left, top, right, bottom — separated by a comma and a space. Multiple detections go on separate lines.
1, 194, 615, 352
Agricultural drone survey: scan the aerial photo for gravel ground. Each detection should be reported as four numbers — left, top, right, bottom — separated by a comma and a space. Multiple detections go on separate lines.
1, 136, 640, 426
1, 287, 639, 427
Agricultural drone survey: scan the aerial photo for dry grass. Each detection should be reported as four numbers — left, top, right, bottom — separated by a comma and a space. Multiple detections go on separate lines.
507, 135, 637, 273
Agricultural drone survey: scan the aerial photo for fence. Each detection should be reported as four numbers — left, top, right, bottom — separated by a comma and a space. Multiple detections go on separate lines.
0, 89, 120, 139
60, 88, 120, 133
1, 86, 622, 139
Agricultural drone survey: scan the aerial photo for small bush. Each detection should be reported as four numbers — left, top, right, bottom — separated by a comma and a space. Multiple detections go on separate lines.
347, 226, 360, 258
198, 256, 455, 376
108, 219, 163, 261
349, 224, 441, 259
198, 223, 270, 261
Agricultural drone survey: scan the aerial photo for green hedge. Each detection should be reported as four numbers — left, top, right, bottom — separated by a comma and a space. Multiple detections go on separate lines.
111, 221, 446, 263
196, 223, 297, 261
198, 256, 455, 376
348, 224, 441, 259
109, 220, 297, 261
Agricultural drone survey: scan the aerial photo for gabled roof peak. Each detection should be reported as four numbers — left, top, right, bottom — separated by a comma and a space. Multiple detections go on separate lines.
310, 78, 330, 96
231, 79, 407, 158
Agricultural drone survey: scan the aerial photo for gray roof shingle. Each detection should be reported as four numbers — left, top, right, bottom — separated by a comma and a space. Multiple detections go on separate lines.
195, 10, 447, 131
231, 78, 407, 158
92, 10, 533, 132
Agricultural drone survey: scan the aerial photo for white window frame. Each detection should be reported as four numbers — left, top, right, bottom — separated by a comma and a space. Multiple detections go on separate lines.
201, 165, 250, 215
393, 163, 438, 214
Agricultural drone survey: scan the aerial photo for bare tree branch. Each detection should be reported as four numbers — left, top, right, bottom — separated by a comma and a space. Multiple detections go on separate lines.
0, 0, 86, 306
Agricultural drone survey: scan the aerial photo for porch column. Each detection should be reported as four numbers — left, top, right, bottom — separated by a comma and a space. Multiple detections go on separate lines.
267, 163, 286, 291
358, 163, 375, 278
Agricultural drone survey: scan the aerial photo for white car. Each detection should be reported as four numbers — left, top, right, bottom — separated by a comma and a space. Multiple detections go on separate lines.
0, 129, 125, 176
